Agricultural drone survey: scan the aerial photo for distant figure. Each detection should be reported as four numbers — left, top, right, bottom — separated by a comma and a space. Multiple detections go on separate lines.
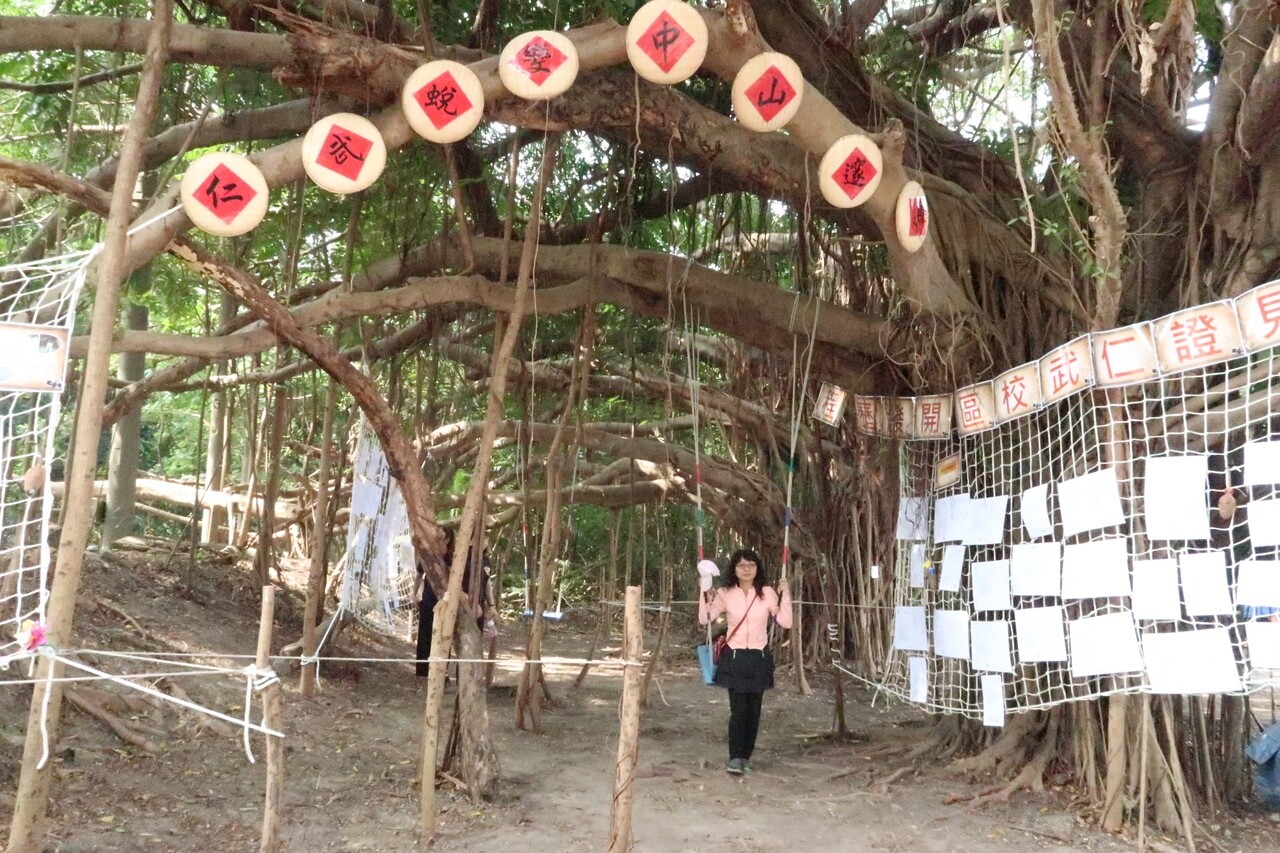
412, 528, 496, 678
698, 548, 793, 775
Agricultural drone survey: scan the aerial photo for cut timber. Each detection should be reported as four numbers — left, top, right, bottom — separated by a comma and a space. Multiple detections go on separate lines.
51, 478, 305, 523
606, 586, 643, 852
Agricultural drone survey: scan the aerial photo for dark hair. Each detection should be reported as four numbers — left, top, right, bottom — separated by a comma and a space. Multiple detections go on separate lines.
723, 548, 767, 595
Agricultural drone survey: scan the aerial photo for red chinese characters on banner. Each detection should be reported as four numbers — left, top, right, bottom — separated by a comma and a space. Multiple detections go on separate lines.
812, 383, 847, 426
1093, 324, 1158, 387
315, 124, 373, 181
853, 395, 877, 435
638, 12, 695, 73
413, 71, 473, 130
914, 395, 951, 439
511, 36, 567, 86
994, 366, 1041, 422
954, 383, 994, 435
1154, 302, 1241, 373
830, 148, 878, 201
744, 65, 797, 123
1237, 281, 1280, 350
194, 163, 256, 225
1038, 336, 1093, 403
883, 398, 912, 438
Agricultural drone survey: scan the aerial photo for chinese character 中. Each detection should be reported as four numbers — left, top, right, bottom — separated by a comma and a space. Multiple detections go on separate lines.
650, 19, 681, 67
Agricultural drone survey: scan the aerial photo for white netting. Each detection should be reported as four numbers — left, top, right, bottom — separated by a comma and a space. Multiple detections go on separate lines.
0, 249, 94, 668
879, 324, 1280, 720
337, 421, 415, 635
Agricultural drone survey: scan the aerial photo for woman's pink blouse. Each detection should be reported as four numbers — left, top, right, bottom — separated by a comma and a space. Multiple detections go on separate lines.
699, 586, 793, 649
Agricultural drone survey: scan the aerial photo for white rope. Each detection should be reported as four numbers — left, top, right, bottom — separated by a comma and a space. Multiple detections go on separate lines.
241, 664, 281, 764
125, 204, 182, 236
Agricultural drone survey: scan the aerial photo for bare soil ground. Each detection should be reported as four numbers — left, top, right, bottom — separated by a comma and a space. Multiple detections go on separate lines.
1, 542, 1277, 852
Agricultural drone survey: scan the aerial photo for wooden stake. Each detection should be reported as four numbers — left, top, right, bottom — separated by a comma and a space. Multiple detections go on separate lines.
5, 5, 171, 850
607, 586, 643, 853
256, 586, 284, 853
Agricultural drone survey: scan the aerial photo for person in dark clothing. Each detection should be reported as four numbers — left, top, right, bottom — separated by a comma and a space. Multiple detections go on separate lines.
412, 528, 496, 677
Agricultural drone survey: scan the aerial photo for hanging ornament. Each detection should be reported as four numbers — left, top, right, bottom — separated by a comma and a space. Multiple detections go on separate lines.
301, 113, 387, 195
731, 52, 804, 132
895, 180, 929, 252
499, 31, 579, 100
180, 152, 269, 237
402, 60, 485, 144
626, 0, 708, 85
818, 133, 883, 208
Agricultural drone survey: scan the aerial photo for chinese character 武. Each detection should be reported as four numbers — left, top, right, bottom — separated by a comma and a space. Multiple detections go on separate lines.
1046, 349, 1081, 395
326, 132, 366, 166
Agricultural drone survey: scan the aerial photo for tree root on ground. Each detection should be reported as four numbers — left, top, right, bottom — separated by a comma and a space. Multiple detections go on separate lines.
945, 711, 1059, 806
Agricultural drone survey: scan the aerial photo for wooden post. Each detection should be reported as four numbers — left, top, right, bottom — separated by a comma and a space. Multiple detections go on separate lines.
607, 586, 643, 853
256, 586, 284, 853
5, 5, 171, 851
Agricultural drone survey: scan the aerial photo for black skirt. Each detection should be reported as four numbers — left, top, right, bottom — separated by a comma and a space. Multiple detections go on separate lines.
713, 647, 774, 693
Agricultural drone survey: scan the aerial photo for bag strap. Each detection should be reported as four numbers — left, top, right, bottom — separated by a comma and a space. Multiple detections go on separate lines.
724, 590, 758, 645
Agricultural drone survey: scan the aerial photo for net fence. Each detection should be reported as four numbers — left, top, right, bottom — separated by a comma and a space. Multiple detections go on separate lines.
336, 420, 415, 636
0, 250, 93, 667
878, 299, 1280, 720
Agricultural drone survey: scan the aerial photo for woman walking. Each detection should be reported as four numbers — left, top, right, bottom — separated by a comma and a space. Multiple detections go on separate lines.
699, 548, 793, 774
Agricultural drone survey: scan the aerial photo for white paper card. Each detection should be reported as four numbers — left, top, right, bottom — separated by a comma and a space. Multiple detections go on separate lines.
970, 619, 1014, 673
1131, 558, 1182, 620
896, 497, 929, 541
1059, 467, 1125, 536
964, 496, 1009, 546
909, 544, 926, 589
1010, 542, 1062, 597
1247, 621, 1280, 669
1249, 498, 1280, 548
934, 494, 971, 543
1014, 606, 1068, 662
934, 609, 971, 660
1143, 456, 1210, 541
972, 560, 1012, 612
1179, 551, 1234, 616
1244, 441, 1280, 487
1061, 539, 1131, 599
980, 674, 1006, 728
1068, 611, 1144, 678
893, 606, 929, 652
1236, 559, 1280, 607
870, 564, 880, 580
939, 544, 965, 593
1021, 483, 1054, 539
908, 656, 928, 703
1143, 628, 1243, 694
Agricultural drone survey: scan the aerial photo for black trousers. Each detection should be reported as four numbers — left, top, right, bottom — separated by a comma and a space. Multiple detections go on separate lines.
727, 690, 764, 760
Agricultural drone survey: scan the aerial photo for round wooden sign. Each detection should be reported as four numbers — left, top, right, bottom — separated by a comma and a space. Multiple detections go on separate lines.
402, 60, 485, 144
895, 180, 929, 252
499, 31, 579, 100
180, 152, 269, 237
301, 112, 387, 195
626, 0, 708, 85
818, 133, 884, 208
731, 52, 804, 132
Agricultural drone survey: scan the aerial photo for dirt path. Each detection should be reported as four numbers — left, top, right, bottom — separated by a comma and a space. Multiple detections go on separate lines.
2, 549, 1277, 851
